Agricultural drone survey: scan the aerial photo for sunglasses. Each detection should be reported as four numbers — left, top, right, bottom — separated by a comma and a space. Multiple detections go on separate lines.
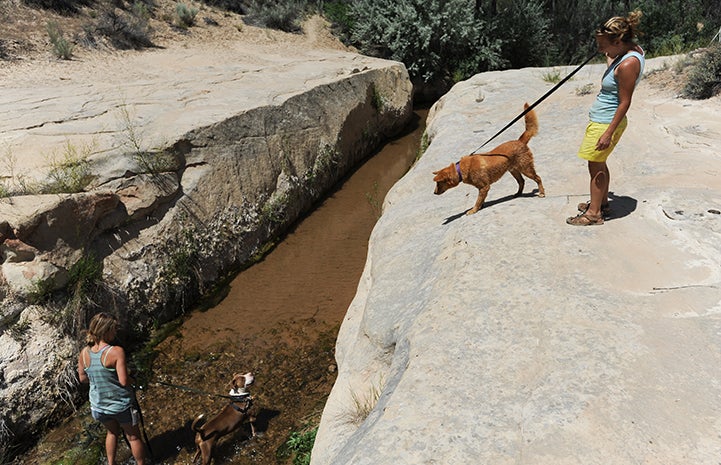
596, 24, 612, 34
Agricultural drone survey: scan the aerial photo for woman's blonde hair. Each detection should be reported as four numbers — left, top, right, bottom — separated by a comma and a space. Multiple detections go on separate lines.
597, 10, 643, 42
85, 312, 119, 346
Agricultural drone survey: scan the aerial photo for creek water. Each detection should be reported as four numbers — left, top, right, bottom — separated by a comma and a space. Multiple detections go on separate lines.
20, 109, 428, 465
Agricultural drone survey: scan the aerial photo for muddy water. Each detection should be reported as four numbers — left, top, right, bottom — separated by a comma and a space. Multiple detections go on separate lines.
21, 109, 427, 465
179, 110, 427, 350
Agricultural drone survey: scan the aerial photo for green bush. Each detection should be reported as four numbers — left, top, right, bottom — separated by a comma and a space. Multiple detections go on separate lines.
87, 5, 154, 50
349, 0, 503, 85
176, 2, 199, 28
494, 0, 552, 68
682, 44, 721, 99
24, 0, 92, 14
47, 21, 75, 60
322, 1, 353, 40
278, 427, 317, 465
43, 141, 93, 194
244, 0, 308, 33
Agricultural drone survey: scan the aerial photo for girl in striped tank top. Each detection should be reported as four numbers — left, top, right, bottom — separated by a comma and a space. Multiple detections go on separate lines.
78, 312, 146, 465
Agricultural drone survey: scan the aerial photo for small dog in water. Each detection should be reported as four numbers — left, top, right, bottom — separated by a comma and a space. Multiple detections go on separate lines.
192, 372, 257, 465
432, 103, 545, 215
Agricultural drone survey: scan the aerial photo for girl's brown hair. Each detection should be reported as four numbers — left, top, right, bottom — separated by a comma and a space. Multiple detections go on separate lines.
85, 312, 119, 346
597, 10, 643, 42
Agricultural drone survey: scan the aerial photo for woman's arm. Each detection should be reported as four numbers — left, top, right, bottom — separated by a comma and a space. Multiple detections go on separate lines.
77, 349, 89, 384
596, 56, 640, 150
113, 346, 131, 387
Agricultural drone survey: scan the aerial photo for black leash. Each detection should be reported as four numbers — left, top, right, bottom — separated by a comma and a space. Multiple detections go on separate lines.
471, 52, 598, 154
132, 389, 154, 461
152, 380, 237, 400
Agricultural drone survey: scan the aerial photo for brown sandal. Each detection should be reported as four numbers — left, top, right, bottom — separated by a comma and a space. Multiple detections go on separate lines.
577, 201, 611, 216
566, 212, 604, 226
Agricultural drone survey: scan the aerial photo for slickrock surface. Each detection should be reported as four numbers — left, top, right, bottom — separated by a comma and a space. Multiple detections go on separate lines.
314, 56, 721, 465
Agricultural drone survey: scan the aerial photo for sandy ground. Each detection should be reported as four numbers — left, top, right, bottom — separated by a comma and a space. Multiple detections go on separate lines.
0, 0, 352, 83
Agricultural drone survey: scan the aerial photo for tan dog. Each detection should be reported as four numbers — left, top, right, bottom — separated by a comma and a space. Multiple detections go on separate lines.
433, 103, 545, 215
192, 372, 258, 465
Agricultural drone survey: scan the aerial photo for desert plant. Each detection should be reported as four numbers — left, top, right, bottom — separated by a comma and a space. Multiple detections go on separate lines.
43, 140, 93, 193
541, 67, 562, 83
176, 2, 199, 27
338, 377, 384, 426
575, 82, 595, 96
244, 0, 307, 33
323, 0, 353, 41
279, 426, 317, 465
88, 5, 154, 49
261, 190, 290, 224
26, 277, 56, 305
681, 44, 721, 99
370, 83, 386, 111
1, 146, 36, 196
493, 0, 552, 68
24, 0, 93, 14
8, 317, 31, 343
47, 21, 75, 60
365, 181, 382, 218
118, 104, 176, 175
349, 0, 503, 85
416, 131, 429, 162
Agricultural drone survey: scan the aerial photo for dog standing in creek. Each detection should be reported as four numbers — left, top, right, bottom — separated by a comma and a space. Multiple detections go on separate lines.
191, 372, 258, 465
432, 103, 545, 214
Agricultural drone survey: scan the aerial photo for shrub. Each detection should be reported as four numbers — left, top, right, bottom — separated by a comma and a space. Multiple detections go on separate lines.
493, 0, 552, 68
88, 5, 154, 49
43, 140, 93, 193
278, 427, 317, 465
349, 0, 503, 85
322, 0, 353, 40
244, 0, 307, 33
682, 44, 721, 99
176, 2, 199, 28
24, 0, 93, 14
47, 21, 75, 59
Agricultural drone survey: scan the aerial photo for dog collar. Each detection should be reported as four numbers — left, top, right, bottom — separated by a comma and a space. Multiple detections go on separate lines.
455, 162, 463, 182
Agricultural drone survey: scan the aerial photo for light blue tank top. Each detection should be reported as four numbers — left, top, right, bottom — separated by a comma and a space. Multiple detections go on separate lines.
589, 49, 645, 123
84, 345, 133, 414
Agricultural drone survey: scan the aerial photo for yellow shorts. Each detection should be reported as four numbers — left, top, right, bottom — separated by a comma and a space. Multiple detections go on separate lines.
577, 117, 628, 162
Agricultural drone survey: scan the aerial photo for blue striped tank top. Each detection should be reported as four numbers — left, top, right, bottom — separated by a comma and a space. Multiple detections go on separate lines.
589, 49, 645, 123
84, 345, 132, 414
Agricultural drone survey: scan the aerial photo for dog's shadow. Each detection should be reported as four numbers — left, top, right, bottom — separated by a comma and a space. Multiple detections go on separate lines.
442, 190, 540, 224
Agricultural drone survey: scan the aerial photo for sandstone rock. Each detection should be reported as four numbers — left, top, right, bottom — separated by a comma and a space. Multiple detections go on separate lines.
313, 55, 721, 465
0, 41, 413, 454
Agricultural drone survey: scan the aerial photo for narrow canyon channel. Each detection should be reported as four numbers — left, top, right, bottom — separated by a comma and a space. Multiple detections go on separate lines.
21, 109, 428, 465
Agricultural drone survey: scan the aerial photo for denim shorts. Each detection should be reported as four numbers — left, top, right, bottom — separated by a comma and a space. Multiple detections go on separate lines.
91, 406, 139, 426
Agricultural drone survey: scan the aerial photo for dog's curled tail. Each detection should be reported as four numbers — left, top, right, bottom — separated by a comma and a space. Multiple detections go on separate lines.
191, 414, 206, 433
518, 102, 538, 145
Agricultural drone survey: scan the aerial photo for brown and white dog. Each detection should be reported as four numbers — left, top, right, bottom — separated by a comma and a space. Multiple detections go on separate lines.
192, 372, 257, 465
432, 103, 545, 215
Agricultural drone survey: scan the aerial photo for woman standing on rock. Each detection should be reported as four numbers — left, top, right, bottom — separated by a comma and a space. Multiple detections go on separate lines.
567, 10, 645, 226
78, 312, 146, 465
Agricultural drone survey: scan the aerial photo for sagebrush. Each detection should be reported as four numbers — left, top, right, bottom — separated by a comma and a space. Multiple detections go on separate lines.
682, 44, 721, 99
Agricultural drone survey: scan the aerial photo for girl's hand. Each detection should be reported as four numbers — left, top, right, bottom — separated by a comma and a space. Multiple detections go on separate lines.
596, 131, 612, 151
